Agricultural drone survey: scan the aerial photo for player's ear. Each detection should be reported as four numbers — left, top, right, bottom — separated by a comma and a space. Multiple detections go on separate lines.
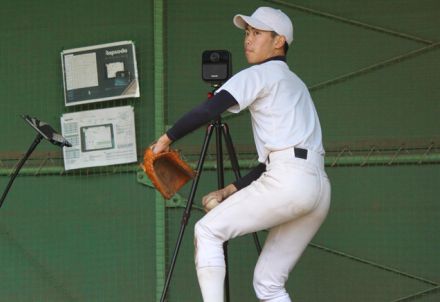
274, 35, 286, 49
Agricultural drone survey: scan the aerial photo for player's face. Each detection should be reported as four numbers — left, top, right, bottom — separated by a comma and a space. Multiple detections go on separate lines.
244, 26, 281, 64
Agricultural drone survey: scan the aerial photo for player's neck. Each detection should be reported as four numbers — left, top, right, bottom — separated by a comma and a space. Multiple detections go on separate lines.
259, 55, 286, 64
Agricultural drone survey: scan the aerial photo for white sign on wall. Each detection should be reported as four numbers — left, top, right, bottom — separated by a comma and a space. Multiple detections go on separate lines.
60, 106, 137, 170
61, 41, 140, 106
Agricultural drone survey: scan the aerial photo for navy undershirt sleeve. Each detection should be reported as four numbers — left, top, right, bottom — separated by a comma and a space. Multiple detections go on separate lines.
233, 163, 266, 191
166, 89, 262, 192
166, 90, 238, 141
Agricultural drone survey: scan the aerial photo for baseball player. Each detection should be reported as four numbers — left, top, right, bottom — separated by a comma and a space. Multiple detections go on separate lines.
153, 6, 331, 302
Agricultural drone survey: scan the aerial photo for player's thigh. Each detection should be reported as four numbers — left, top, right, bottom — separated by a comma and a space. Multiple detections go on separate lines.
254, 182, 330, 283
197, 163, 322, 241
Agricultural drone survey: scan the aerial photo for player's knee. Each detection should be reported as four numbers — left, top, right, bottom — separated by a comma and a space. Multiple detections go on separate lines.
253, 273, 289, 301
194, 220, 225, 269
195, 217, 226, 239
194, 220, 213, 242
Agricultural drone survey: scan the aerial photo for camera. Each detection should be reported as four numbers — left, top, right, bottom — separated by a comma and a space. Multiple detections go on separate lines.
202, 50, 232, 85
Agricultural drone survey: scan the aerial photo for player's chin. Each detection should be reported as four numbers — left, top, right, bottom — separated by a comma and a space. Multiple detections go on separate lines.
244, 50, 254, 64
245, 52, 257, 64
245, 54, 265, 65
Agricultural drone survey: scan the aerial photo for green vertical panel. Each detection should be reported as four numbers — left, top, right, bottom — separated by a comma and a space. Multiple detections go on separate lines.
0, 0, 157, 301
153, 0, 166, 301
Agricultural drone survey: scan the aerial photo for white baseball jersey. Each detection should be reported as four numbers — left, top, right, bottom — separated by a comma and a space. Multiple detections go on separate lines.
217, 59, 324, 163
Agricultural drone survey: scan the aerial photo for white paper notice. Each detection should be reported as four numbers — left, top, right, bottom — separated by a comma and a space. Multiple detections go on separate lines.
60, 106, 137, 170
64, 53, 99, 90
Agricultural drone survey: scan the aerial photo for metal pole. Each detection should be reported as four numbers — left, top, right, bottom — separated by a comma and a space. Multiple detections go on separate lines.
0, 133, 43, 209
160, 125, 214, 302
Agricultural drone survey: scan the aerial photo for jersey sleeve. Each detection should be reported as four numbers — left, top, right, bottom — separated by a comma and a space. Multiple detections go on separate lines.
166, 90, 238, 141
216, 66, 267, 113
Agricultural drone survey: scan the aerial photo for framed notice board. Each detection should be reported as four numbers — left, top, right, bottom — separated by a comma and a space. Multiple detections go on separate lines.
61, 41, 140, 106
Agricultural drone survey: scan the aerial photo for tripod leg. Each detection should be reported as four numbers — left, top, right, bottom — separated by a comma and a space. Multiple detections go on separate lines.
0, 134, 43, 209
160, 125, 215, 302
221, 124, 262, 254
223, 240, 230, 302
221, 124, 241, 179
213, 120, 231, 302
215, 120, 224, 189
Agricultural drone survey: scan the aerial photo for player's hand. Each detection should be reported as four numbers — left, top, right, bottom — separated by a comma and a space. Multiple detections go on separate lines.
151, 134, 172, 154
202, 190, 223, 212
202, 184, 237, 212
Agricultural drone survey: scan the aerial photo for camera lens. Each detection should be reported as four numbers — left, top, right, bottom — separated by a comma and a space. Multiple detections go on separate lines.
210, 52, 220, 63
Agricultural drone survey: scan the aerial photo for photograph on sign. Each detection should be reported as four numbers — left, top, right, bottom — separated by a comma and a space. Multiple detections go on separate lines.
80, 124, 115, 152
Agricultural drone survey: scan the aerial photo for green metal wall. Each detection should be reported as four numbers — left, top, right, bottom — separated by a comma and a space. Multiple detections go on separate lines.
0, 0, 439, 301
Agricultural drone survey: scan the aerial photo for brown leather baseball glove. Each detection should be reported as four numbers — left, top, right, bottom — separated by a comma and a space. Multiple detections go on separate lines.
140, 148, 196, 199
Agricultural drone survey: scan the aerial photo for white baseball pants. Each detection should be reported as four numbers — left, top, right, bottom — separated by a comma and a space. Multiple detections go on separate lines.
194, 147, 331, 302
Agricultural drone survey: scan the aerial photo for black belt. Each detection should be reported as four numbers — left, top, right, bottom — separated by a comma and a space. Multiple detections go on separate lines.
267, 147, 308, 163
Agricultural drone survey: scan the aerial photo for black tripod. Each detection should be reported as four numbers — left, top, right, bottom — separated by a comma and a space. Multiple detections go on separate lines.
160, 91, 262, 302
0, 115, 71, 209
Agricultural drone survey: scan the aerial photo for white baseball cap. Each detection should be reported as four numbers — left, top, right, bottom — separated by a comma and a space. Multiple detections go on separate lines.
233, 7, 294, 45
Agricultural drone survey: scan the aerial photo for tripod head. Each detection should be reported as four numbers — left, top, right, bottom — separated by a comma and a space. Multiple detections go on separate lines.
22, 115, 72, 147
207, 85, 220, 100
